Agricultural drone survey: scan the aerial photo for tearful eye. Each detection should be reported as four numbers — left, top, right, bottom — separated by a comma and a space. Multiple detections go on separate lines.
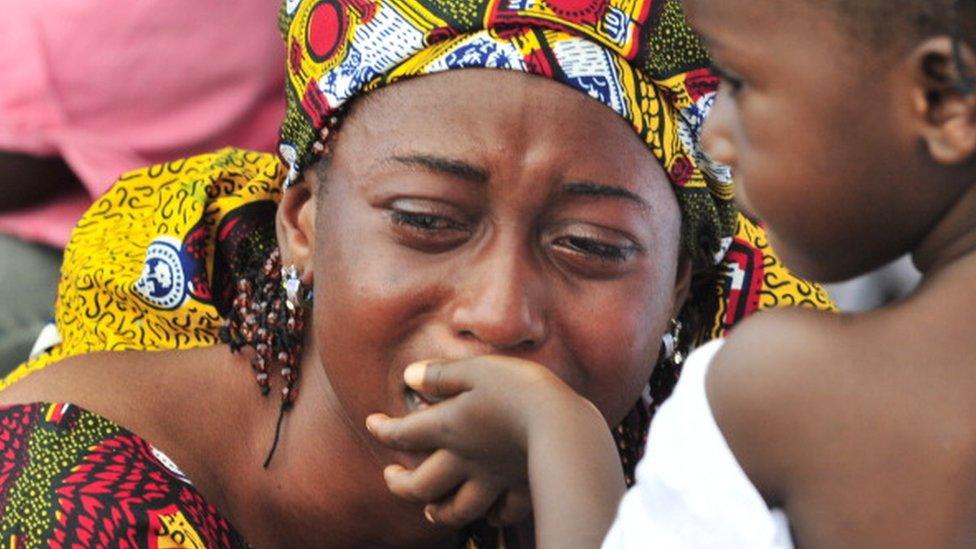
391, 211, 463, 232
388, 207, 472, 253
556, 237, 634, 262
543, 218, 644, 278
550, 232, 641, 278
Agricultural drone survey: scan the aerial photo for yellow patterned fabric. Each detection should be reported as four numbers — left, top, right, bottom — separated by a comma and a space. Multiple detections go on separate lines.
3, 150, 284, 387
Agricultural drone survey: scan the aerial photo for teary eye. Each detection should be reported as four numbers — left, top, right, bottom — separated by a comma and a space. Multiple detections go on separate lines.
387, 204, 473, 254
391, 211, 463, 231
555, 236, 633, 262
547, 223, 643, 279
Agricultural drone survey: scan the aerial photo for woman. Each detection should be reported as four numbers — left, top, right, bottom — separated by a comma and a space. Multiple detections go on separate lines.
0, 0, 831, 546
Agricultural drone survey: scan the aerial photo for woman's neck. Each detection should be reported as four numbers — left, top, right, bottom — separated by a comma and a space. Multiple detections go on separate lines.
913, 182, 976, 276
208, 350, 459, 548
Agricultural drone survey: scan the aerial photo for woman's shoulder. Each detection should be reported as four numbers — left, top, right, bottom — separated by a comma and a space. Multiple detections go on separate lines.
0, 402, 247, 547
0, 346, 227, 409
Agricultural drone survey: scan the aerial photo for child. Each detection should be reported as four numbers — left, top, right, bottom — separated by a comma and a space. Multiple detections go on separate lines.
367, 0, 976, 547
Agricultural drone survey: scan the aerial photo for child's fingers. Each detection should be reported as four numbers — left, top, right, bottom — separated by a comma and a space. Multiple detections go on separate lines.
367, 411, 441, 452
383, 450, 466, 504
424, 479, 500, 528
367, 404, 467, 452
403, 359, 478, 397
487, 489, 532, 527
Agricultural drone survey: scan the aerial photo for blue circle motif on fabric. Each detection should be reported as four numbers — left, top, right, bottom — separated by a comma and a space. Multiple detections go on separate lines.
134, 238, 188, 310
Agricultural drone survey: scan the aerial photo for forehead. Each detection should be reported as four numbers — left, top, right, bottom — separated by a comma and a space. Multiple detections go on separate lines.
339, 69, 670, 192
684, 0, 865, 84
353, 69, 628, 137
685, 0, 841, 51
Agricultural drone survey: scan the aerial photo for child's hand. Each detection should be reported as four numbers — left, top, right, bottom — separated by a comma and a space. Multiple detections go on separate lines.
366, 355, 598, 528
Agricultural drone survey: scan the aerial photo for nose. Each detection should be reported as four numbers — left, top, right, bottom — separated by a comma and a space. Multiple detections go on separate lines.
700, 89, 736, 168
449, 244, 549, 353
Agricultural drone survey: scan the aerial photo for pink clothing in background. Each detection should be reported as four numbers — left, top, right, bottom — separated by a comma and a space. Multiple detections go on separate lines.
0, 1, 286, 248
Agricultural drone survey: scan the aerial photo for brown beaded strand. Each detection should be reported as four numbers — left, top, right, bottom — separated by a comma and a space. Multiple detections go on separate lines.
219, 247, 308, 467
224, 111, 338, 464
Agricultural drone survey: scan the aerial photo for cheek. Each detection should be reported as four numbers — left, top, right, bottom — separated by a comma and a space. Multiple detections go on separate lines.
734, 100, 829, 219
734, 96, 891, 280
553, 216, 682, 425
556, 278, 673, 426
311, 203, 451, 422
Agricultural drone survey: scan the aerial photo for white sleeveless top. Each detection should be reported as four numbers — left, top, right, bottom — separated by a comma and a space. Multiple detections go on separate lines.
602, 339, 794, 548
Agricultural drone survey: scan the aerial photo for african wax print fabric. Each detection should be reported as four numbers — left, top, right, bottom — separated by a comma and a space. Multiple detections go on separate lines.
0, 402, 247, 548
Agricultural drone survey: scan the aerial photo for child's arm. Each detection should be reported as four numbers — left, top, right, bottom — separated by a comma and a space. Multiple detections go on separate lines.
367, 356, 626, 549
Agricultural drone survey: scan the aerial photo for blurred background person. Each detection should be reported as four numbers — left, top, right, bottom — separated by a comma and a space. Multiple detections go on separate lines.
0, 0, 285, 372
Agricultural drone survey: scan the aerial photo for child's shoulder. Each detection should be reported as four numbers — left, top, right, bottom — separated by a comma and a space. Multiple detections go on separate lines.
709, 253, 976, 427
703, 258, 976, 545
704, 306, 854, 490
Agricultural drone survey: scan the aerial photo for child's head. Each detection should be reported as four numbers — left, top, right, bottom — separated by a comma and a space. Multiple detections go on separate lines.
685, 0, 976, 282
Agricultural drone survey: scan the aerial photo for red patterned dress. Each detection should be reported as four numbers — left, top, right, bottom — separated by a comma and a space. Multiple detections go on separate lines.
0, 403, 248, 548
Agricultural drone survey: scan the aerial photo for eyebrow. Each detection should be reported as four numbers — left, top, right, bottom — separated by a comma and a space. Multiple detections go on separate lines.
390, 154, 489, 184
386, 155, 648, 209
561, 181, 650, 211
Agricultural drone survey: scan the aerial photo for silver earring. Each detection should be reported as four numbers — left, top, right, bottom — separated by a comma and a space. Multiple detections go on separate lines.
661, 318, 684, 365
281, 265, 304, 311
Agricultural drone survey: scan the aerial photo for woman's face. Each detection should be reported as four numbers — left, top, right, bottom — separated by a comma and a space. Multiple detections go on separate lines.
297, 70, 685, 461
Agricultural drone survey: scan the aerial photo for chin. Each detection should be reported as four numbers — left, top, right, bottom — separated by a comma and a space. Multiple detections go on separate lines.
791, 260, 868, 284
765, 231, 889, 284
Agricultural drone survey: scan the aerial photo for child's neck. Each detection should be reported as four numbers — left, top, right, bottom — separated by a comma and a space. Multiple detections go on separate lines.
913, 183, 976, 276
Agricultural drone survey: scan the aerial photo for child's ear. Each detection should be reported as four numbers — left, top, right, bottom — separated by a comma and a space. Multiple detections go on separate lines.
276, 173, 317, 281
909, 36, 976, 165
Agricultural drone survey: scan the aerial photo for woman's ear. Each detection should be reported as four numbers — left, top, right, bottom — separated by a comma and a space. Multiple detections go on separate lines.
276, 173, 317, 281
671, 254, 693, 319
908, 36, 976, 165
